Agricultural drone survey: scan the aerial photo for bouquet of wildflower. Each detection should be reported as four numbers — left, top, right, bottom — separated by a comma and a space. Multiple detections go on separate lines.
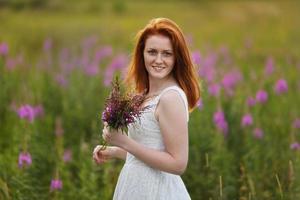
100, 76, 148, 150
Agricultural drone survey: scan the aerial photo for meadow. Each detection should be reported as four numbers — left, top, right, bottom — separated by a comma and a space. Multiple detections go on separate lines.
1, 1, 300, 199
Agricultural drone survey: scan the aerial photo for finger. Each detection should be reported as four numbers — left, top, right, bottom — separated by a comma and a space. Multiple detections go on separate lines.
93, 154, 100, 163
93, 145, 100, 154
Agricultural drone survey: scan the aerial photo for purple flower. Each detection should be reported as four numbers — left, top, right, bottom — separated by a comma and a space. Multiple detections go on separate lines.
196, 99, 203, 110
50, 179, 63, 191
221, 70, 243, 97
104, 54, 129, 86
214, 111, 225, 123
0, 42, 9, 56
84, 63, 99, 76
256, 90, 268, 104
191, 51, 201, 66
290, 142, 300, 151
5, 54, 23, 70
18, 152, 32, 168
213, 111, 228, 135
198, 53, 217, 83
63, 149, 72, 163
43, 38, 52, 52
253, 128, 264, 139
246, 97, 256, 107
33, 105, 44, 117
55, 74, 68, 87
17, 105, 36, 123
265, 57, 274, 76
293, 118, 300, 129
274, 79, 288, 95
101, 76, 148, 148
95, 46, 113, 62
208, 83, 220, 97
241, 114, 253, 127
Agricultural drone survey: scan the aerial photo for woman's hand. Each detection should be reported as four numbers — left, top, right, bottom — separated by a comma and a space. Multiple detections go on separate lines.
93, 145, 115, 164
102, 122, 129, 149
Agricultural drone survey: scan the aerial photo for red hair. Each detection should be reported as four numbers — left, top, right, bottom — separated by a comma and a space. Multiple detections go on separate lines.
125, 18, 201, 112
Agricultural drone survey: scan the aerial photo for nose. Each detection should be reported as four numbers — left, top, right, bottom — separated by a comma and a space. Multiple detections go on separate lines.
155, 53, 163, 64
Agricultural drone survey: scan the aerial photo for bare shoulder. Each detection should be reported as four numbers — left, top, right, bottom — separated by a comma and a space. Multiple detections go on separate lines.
155, 90, 188, 127
159, 89, 185, 107
156, 89, 187, 121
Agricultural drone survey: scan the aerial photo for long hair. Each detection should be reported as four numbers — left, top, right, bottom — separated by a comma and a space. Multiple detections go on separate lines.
125, 18, 201, 112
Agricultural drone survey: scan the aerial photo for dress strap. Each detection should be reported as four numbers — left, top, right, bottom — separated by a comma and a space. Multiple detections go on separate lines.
156, 86, 189, 122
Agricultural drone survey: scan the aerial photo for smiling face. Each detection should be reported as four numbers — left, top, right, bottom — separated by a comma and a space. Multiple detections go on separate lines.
143, 34, 175, 81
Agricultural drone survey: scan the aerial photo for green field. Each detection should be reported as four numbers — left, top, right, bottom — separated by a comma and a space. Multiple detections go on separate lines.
1, 1, 300, 199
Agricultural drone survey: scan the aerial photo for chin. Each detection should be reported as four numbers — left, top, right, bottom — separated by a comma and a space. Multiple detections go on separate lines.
149, 73, 170, 80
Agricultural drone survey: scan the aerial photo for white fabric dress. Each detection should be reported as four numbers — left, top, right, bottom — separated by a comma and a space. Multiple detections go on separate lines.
113, 86, 191, 200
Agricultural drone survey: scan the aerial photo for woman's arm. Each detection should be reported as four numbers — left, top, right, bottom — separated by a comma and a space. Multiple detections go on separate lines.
93, 145, 127, 164
112, 146, 127, 160
103, 91, 188, 175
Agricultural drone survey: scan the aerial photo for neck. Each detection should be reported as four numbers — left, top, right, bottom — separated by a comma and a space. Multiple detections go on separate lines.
147, 76, 177, 95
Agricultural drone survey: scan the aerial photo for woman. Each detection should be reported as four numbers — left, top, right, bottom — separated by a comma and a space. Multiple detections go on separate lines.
93, 18, 200, 199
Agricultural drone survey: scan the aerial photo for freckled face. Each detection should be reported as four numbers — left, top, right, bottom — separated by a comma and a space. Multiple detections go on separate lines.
143, 35, 175, 81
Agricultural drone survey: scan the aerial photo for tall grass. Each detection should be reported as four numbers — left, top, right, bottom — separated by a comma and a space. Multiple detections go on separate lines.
1, 1, 300, 199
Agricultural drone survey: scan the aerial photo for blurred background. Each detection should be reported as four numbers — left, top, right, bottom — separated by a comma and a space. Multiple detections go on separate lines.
1, 0, 300, 199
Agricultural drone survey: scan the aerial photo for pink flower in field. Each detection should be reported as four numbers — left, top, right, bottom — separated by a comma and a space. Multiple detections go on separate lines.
196, 99, 203, 110
290, 142, 300, 151
84, 63, 99, 76
104, 54, 128, 86
293, 118, 300, 129
18, 152, 32, 167
5, 54, 23, 70
208, 83, 220, 97
265, 57, 274, 76
0, 42, 9, 56
214, 111, 225, 123
253, 128, 264, 139
199, 66, 215, 83
246, 97, 256, 107
221, 70, 243, 97
55, 74, 68, 87
191, 50, 201, 66
63, 149, 72, 163
213, 111, 228, 135
274, 79, 288, 95
43, 38, 52, 52
256, 90, 268, 104
17, 104, 43, 122
198, 53, 217, 83
241, 114, 253, 127
50, 179, 63, 191
33, 105, 44, 117
17, 105, 36, 123
95, 46, 113, 62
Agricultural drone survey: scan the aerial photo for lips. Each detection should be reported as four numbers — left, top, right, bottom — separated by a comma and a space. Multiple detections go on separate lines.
152, 66, 166, 70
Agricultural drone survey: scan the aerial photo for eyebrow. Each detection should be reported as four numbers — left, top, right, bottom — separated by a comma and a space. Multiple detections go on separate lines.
146, 48, 173, 52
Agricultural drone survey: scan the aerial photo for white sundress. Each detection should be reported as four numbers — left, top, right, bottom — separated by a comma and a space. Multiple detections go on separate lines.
113, 86, 191, 200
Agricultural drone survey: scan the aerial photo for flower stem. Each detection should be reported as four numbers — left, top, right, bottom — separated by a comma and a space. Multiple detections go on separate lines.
100, 140, 107, 151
